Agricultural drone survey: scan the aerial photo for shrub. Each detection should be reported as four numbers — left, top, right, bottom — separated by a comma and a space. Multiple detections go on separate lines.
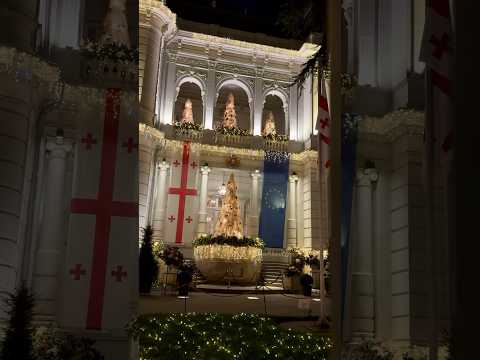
139, 225, 159, 294
1, 283, 35, 360
33, 325, 104, 360
128, 313, 332, 360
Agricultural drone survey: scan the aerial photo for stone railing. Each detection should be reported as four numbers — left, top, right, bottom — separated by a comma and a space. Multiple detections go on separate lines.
158, 124, 304, 153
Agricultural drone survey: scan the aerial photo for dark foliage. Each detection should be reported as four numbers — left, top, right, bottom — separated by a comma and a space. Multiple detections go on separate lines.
0, 283, 35, 360
139, 225, 159, 294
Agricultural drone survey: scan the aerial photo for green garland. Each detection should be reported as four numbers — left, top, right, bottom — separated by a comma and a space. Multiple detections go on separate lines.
81, 39, 138, 64
174, 121, 203, 132
128, 313, 332, 360
215, 126, 251, 137
263, 133, 289, 142
193, 234, 264, 248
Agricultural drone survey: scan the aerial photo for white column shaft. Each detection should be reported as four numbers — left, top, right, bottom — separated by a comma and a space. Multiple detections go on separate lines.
140, 28, 162, 126
351, 170, 376, 338
247, 172, 261, 237
153, 163, 170, 241
197, 166, 210, 236
204, 63, 216, 129
287, 177, 298, 248
33, 138, 71, 320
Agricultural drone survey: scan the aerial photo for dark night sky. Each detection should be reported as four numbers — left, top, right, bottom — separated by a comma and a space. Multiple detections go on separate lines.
166, 0, 287, 38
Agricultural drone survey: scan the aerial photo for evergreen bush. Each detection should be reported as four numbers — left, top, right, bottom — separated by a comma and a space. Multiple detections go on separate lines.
0, 283, 35, 360
128, 313, 332, 360
139, 225, 159, 294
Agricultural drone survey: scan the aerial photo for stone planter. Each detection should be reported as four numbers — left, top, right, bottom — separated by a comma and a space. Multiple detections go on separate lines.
311, 269, 321, 289
158, 261, 177, 286
283, 275, 302, 292
194, 245, 262, 285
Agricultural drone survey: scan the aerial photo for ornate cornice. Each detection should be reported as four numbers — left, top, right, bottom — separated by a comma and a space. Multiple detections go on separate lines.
358, 109, 424, 143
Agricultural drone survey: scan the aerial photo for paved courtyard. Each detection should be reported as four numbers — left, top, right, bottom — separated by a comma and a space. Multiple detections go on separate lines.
139, 289, 332, 333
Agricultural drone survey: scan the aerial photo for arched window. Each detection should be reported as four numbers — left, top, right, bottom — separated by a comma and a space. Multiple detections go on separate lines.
215, 81, 252, 132
262, 94, 287, 135
174, 81, 204, 126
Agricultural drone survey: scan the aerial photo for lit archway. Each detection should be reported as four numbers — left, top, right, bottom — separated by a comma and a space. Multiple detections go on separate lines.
215, 79, 253, 131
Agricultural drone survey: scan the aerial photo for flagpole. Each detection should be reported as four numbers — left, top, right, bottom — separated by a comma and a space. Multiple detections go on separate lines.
326, 0, 342, 358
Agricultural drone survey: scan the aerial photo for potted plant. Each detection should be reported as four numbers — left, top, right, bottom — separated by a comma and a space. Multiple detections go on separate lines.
157, 245, 186, 286
176, 263, 194, 296
283, 265, 302, 291
300, 273, 314, 297
139, 225, 159, 294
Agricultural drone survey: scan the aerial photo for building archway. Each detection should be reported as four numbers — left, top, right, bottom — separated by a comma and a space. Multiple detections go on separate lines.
262, 92, 288, 136
174, 80, 205, 126
215, 80, 252, 132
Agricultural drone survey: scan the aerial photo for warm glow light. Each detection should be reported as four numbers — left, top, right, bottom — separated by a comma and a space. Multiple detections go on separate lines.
312, 298, 321, 302
247, 296, 260, 300
178, 296, 189, 299
194, 245, 262, 262
217, 183, 227, 196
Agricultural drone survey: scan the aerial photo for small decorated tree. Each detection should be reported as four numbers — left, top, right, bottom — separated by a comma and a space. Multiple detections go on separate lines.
0, 283, 35, 360
139, 225, 159, 294
222, 93, 238, 129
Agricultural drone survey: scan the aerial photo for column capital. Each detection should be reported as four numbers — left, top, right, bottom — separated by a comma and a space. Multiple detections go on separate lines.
251, 170, 261, 180
356, 168, 378, 185
289, 174, 299, 183
200, 165, 211, 175
157, 159, 170, 171
46, 137, 72, 159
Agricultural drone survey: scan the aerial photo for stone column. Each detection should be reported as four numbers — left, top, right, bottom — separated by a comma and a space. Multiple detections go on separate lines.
253, 76, 264, 136
351, 168, 378, 339
247, 170, 261, 237
196, 165, 211, 236
140, 26, 163, 127
152, 160, 170, 242
32, 136, 72, 322
287, 173, 299, 248
204, 61, 216, 129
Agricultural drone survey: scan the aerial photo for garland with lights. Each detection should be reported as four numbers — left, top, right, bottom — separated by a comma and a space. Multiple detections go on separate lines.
262, 133, 289, 142
81, 38, 138, 64
173, 121, 203, 133
192, 234, 264, 248
215, 126, 251, 137
127, 313, 333, 360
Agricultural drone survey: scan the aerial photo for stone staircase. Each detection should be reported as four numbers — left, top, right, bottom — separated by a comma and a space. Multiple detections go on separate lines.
260, 260, 288, 288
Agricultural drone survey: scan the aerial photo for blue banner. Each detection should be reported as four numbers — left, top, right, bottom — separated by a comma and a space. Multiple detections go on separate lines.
341, 113, 359, 323
259, 151, 290, 248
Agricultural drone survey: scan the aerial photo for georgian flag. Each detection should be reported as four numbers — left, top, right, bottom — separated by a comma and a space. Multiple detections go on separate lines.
316, 79, 331, 170
164, 142, 200, 245
420, 0, 454, 156
59, 89, 138, 332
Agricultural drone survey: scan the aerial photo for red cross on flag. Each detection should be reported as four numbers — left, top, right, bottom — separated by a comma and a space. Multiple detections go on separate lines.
316, 79, 331, 171
59, 88, 138, 332
420, 0, 453, 157
164, 141, 199, 245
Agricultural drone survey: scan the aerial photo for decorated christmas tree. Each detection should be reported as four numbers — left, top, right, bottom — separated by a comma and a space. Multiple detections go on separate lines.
181, 98, 194, 123
222, 93, 237, 129
213, 173, 243, 238
262, 111, 277, 136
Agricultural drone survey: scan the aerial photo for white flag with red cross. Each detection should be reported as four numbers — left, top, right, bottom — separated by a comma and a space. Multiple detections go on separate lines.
59, 88, 138, 331
164, 141, 199, 245
420, 0, 454, 157
316, 79, 331, 171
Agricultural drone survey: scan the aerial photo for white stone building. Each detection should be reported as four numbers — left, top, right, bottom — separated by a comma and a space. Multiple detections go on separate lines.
138, 0, 449, 354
